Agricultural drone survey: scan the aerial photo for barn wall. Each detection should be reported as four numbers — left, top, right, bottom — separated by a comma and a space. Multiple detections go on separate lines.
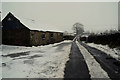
53, 32, 58, 42
45, 32, 51, 44
3, 29, 63, 46
30, 30, 42, 46
30, 30, 63, 46
53, 32, 63, 43
2, 12, 64, 46
47, 32, 63, 44
57, 33, 63, 42
2, 28, 30, 46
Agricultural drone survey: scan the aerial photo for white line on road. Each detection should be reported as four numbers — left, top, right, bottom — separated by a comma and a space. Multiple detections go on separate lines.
76, 40, 110, 79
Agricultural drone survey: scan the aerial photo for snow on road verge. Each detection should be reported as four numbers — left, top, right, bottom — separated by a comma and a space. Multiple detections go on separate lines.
87, 43, 120, 61
76, 41, 110, 78
2, 40, 72, 78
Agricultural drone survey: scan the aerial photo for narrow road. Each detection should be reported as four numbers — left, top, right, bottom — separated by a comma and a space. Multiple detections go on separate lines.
64, 39, 91, 79
78, 40, 120, 79
64, 37, 120, 80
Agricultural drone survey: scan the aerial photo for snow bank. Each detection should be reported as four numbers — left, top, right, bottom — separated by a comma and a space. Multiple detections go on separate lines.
87, 43, 120, 61
76, 41, 110, 78
2, 40, 72, 78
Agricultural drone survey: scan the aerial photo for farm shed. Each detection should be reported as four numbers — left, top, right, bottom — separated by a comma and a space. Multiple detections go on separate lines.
30, 30, 63, 46
2, 12, 30, 46
2, 12, 63, 46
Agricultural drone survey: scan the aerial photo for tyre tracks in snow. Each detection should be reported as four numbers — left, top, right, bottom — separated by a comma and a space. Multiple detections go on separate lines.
64, 37, 120, 80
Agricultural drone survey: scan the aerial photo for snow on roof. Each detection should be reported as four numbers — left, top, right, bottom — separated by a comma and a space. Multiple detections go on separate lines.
20, 17, 63, 33
3, 12, 63, 32
2, 12, 29, 30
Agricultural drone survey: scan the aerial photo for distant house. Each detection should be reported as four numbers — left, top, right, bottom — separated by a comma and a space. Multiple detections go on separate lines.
2, 12, 63, 46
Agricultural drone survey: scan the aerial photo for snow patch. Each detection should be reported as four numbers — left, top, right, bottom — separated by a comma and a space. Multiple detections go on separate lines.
76, 41, 110, 78
2, 40, 72, 78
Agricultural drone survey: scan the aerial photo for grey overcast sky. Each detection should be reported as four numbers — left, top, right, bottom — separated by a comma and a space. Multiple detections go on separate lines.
2, 2, 118, 33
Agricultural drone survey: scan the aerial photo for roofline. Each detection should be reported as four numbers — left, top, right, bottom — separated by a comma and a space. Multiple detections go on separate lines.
2, 12, 63, 33
30, 30, 63, 33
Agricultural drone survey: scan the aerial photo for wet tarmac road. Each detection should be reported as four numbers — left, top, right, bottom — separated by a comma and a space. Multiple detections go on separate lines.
79, 41, 120, 79
64, 39, 90, 79
64, 37, 120, 80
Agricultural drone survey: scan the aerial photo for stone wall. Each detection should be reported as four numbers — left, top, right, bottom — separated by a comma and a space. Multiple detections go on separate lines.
30, 30, 63, 46
3, 29, 63, 46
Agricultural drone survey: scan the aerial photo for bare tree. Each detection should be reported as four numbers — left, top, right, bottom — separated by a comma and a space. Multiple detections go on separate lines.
72, 22, 84, 35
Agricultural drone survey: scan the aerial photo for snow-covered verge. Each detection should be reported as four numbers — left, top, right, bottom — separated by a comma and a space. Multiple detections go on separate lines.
76, 41, 110, 78
1, 40, 72, 78
86, 43, 120, 61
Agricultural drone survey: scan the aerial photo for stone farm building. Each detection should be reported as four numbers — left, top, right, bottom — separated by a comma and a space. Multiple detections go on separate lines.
2, 12, 63, 46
